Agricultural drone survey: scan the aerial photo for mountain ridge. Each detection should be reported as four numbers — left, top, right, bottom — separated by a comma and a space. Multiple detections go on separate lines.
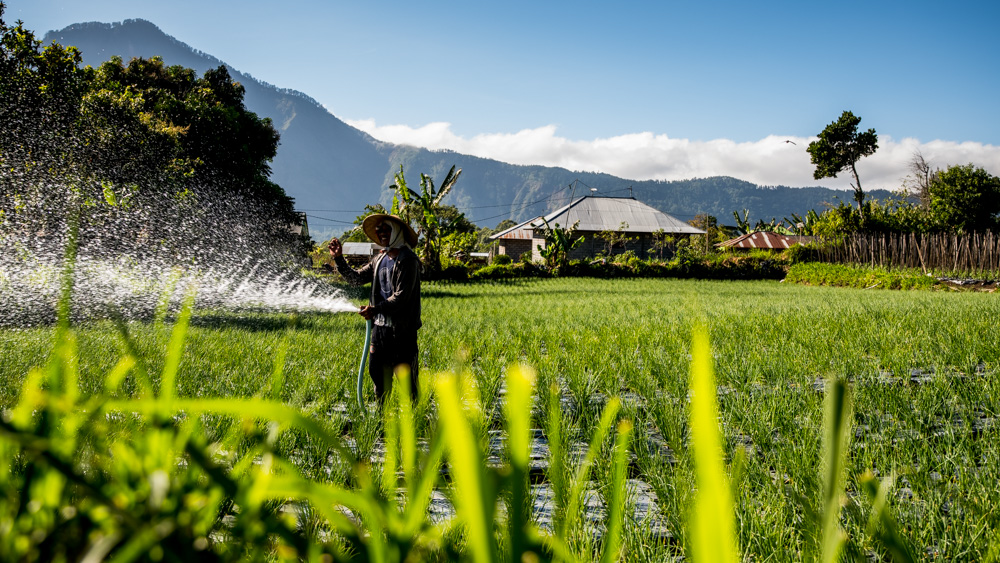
44, 19, 883, 241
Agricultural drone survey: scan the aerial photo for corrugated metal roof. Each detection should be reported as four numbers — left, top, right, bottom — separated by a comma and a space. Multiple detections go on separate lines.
490, 216, 543, 240
490, 197, 704, 239
537, 196, 705, 234
715, 231, 813, 249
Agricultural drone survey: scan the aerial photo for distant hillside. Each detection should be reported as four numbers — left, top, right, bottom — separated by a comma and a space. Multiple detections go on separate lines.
45, 20, 889, 240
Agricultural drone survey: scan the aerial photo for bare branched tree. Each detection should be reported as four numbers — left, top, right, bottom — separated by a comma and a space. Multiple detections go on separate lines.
903, 151, 936, 210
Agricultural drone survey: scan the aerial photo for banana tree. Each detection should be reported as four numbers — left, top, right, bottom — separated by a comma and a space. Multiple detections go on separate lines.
537, 218, 583, 268
391, 165, 462, 274
733, 209, 752, 235
782, 210, 821, 235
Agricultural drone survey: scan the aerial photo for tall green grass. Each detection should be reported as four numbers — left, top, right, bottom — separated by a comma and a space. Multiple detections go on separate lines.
2, 275, 999, 560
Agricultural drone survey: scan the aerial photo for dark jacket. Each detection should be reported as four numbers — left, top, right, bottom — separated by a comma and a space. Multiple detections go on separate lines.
334, 247, 422, 332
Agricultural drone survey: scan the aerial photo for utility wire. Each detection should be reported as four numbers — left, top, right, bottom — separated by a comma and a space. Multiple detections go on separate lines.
302, 214, 358, 225
303, 180, 705, 227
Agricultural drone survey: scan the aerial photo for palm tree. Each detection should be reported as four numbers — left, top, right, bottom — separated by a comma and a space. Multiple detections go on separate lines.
390, 165, 462, 274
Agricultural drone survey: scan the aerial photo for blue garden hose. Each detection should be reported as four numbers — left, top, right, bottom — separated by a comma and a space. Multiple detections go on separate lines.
356, 318, 373, 410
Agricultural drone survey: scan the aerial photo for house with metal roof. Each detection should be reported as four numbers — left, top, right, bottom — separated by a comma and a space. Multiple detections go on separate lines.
490, 196, 705, 261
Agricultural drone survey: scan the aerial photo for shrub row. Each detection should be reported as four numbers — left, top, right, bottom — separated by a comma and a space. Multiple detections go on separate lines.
455, 253, 790, 282
784, 262, 940, 290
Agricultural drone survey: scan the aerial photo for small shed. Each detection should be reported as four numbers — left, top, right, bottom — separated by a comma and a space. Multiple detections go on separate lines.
490, 216, 545, 261
490, 196, 704, 261
342, 242, 382, 265
469, 252, 490, 264
715, 231, 814, 250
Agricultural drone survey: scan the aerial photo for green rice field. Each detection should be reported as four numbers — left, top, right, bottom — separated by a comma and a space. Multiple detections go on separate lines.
2, 277, 999, 561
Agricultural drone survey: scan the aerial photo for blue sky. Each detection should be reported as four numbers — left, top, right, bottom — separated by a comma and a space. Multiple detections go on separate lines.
7, 0, 1000, 190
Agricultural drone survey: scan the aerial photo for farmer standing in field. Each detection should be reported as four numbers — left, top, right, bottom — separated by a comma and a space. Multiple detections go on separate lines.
328, 214, 421, 404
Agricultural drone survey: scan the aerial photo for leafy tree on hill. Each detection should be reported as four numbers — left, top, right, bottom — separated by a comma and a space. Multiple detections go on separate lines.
807, 111, 878, 213
88, 56, 290, 213
927, 163, 1000, 233
1, 5, 302, 261
0, 9, 90, 168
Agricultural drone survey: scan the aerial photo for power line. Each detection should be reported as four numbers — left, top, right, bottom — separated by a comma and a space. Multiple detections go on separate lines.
303, 181, 707, 229
303, 214, 358, 225
468, 185, 578, 224
299, 209, 368, 213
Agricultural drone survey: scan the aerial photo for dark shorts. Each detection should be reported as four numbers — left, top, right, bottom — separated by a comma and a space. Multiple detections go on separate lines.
369, 324, 419, 403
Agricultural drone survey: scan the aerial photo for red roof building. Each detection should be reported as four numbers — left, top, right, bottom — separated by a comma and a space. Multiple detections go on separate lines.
715, 231, 815, 250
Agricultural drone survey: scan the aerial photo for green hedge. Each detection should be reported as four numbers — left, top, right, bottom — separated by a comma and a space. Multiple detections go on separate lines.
784, 262, 939, 290
465, 253, 789, 282
469, 262, 548, 280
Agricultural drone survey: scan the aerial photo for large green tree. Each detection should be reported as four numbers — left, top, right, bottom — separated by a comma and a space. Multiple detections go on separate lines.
0, 8, 90, 168
1, 5, 301, 262
807, 111, 878, 211
926, 163, 1000, 233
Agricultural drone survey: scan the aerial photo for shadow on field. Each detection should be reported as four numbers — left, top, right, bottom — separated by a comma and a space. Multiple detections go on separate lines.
422, 288, 476, 299
189, 311, 345, 332
424, 278, 600, 299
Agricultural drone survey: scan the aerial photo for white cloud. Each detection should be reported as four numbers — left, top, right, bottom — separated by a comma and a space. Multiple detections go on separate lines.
345, 119, 1000, 192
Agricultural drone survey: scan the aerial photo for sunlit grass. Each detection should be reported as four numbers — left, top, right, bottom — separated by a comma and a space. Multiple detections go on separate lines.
2, 277, 999, 560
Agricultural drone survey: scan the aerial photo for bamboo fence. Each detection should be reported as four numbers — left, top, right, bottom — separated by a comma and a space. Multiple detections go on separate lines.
817, 232, 1000, 277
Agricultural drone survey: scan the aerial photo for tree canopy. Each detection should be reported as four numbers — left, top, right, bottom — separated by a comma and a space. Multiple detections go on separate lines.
927, 163, 1000, 233
807, 111, 878, 211
1, 4, 302, 264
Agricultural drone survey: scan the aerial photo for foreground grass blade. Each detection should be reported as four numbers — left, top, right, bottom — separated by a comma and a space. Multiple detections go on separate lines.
821, 377, 853, 563
547, 383, 567, 533
435, 373, 494, 562
860, 473, 917, 562
159, 289, 194, 403
397, 369, 416, 488
382, 402, 400, 499
505, 365, 536, 477
402, 430, 448, 534
561, 396, 621, 541
600, 419, 633, 563
505, 365, 537, 559
103, 398, 341, 449
688, 325, 739, 563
